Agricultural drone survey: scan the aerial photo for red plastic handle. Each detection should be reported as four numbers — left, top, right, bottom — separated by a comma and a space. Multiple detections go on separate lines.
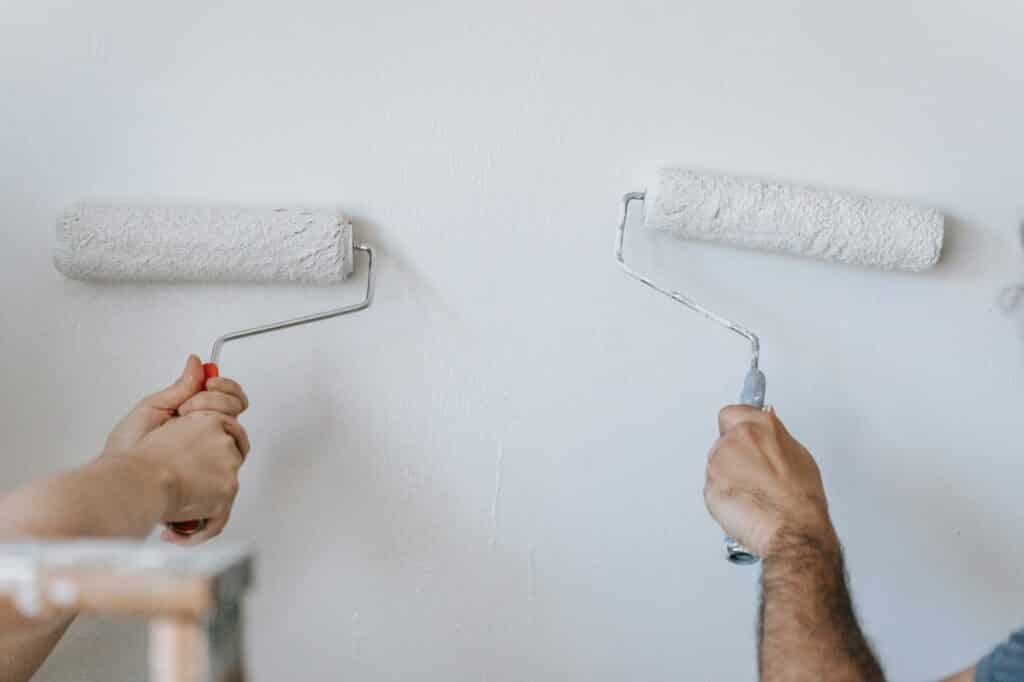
168, 519, 206, 534
167, 362, 220, 537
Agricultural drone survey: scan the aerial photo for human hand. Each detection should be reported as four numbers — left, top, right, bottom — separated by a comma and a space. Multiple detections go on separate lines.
704, 406, 837, 559
104, 356, 248, 454
102, 355, 251, 543
134, 409, 250, 543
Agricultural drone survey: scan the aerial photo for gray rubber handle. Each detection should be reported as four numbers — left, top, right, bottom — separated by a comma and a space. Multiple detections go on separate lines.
725, 367, 766, 565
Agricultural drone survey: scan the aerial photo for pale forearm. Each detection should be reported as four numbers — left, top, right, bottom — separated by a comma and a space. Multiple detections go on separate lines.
0, 452, 172, 681
0, 615, 73, 682
0, 357, 250, 680
760, 532, 884, 682
0, 452, 171, 541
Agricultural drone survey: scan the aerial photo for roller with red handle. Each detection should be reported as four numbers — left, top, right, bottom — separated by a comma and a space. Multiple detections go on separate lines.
54, 201, 376, 542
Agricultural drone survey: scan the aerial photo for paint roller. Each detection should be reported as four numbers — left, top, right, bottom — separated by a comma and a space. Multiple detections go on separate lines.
616, 168, 944, 565
55, 202, 375, 535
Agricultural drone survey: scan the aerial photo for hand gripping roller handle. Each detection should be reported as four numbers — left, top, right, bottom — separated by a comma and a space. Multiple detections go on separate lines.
167, 244, 375, 537
723, 367, 766, 565
165, 362, 222, 536
616, 192, 764, 566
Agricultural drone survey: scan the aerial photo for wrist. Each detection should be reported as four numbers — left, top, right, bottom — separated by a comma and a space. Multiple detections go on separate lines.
763, 516, 840, 562
96, 449, 177, 520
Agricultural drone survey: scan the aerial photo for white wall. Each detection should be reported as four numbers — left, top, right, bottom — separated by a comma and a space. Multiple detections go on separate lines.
2, 1, 1022, 679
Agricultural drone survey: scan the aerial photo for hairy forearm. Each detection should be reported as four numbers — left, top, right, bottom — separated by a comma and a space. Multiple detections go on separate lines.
941, 667, 976, 682
760, 532, 884, 682
0, 452, 171, 541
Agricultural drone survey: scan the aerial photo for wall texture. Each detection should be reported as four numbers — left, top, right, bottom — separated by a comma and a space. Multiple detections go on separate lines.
2, 1, 1022, 679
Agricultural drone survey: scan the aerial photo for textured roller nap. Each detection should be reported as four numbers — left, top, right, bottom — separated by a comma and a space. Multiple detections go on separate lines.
644, 169, 944, 271
55, 203, 354, 283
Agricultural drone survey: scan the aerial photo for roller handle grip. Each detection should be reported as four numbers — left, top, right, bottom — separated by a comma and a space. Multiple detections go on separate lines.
724, 367, 766, 566
167, 362, 220, 537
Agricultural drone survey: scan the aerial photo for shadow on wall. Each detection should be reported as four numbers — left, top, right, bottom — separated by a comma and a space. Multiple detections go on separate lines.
997, 220, 1024, 353
934, 215, 1021, 285
348, 214, 463, 323
906, 480, 1024, 609
828, 422, 1024, 621
807, 355, 1024, 630
236, 219, 573, 679
932, 216, 977, 277
251, 364, 571, 678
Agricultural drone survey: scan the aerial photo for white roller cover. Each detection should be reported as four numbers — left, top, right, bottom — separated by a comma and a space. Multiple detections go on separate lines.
644, 169, 944, 271
55, 203, 354, 283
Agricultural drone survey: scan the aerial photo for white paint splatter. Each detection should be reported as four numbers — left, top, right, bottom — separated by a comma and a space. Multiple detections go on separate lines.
527, 545, 536, 603
350, 610, 361, 660
489, 446, 504, 546
90, 33, 107, 61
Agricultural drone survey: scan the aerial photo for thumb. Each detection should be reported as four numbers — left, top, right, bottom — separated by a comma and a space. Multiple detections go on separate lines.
141, 355, 206, 412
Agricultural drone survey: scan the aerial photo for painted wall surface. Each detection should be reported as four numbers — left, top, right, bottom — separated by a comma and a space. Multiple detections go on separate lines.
2, 1, 1022, 679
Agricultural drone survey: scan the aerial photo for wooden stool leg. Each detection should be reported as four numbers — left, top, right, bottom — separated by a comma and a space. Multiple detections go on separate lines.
0, 542, 252, 681
149, 617, 205, 682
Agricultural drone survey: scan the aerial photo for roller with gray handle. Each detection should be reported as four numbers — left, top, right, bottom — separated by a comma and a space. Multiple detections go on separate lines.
724, 366, 767, 565
617, 169, 943, 568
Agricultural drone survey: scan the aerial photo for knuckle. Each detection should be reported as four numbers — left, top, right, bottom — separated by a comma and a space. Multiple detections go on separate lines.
733, 423, 760, 442
716, 433, 740, 452
709, 435, 736, 459
707, 465, 724, 484
706, 452, 723, 477
718, 485, 740, 500
704, 480, 728, 508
